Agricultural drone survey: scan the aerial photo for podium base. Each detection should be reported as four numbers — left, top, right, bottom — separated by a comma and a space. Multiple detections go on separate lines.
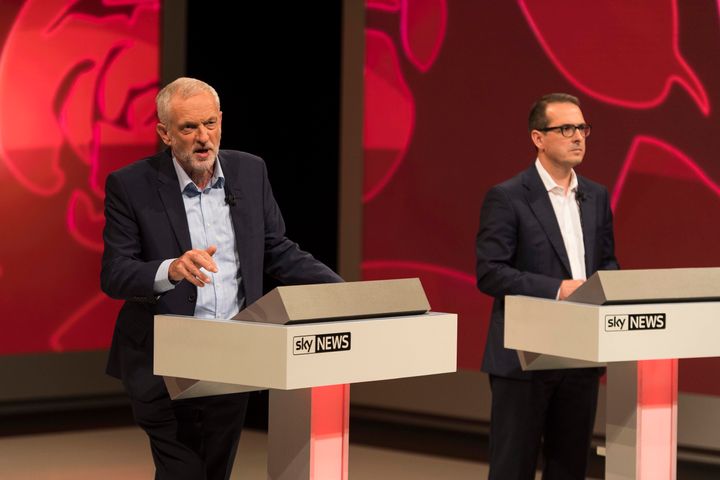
606, 360, 677, 480
269, 384, 350, 480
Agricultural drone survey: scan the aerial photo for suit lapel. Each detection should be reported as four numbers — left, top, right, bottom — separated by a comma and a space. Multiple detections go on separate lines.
155, 151, 192, 253
219, 153, 250, 277
578, 177, 597, 276
522, 166, 573, 277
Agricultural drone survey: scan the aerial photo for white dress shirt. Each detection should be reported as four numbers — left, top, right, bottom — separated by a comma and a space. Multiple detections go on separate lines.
535, 159, 586, 283
153, 155, 243, 319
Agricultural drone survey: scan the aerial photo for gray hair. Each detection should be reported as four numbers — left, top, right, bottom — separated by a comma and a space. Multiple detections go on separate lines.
156, 77, 221, 124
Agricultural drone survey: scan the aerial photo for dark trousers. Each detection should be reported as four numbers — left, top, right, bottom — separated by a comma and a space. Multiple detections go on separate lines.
130, 390, 249, 480
488, 370, 600, 480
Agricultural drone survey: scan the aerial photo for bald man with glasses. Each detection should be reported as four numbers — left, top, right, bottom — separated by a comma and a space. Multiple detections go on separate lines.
475, 93, 619, 479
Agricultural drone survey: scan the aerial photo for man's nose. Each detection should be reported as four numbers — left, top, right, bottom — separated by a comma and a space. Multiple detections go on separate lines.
196, 124, 210, 143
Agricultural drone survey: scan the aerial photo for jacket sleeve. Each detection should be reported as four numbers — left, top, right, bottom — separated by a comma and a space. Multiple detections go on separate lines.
100, 172, 163, 301
475, 185, 561, 300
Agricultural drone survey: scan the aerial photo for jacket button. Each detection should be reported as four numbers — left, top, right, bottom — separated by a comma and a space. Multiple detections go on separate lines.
188, 294, 196, 303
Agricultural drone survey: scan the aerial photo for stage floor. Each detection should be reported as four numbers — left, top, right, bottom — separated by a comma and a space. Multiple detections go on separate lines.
2, 422, 719, 479
0, 426, 569, 479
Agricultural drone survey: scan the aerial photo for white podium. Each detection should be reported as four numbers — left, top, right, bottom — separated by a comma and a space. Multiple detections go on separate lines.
505, 267, 720, 480
154, 278, 457, 480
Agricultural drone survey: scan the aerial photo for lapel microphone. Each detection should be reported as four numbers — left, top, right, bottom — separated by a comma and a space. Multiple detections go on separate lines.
225, 192, 236, 207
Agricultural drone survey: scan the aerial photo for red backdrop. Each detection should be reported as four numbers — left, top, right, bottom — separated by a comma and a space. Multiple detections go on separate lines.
361, 0, 720, 396
0, 0, 160, 353
1, 0, 718, 401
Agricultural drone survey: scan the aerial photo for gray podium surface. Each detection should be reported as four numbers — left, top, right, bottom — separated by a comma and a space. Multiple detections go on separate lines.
566, 267, 720, 305
233, 277, 430, 325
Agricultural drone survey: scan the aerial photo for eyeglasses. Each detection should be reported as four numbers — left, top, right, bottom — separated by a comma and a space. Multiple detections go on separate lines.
538, 123, 592, 138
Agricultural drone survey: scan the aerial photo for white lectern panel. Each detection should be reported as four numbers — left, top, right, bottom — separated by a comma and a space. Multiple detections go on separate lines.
154, 312, 457, 398
506, 296, 720, 362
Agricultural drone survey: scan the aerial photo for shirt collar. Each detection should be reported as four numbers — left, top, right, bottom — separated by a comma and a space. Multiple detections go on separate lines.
172, 155, 225, 195
535, 158, 578, 194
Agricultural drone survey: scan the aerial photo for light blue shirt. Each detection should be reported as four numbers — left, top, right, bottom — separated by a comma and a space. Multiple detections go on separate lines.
153, 155, 243, 318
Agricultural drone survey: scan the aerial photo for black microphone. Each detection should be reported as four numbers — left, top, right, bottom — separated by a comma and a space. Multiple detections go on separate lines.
225, 192, 236, 207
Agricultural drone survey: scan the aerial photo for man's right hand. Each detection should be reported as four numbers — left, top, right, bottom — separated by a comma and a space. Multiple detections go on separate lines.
559, 279, 585, 300
168, 245, 218, 287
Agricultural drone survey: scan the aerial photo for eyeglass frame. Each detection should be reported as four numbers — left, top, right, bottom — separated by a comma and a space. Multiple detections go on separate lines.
537, 123, 592, 138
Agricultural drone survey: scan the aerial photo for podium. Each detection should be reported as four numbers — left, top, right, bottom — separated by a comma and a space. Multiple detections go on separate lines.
504, 267, 720, 480
153, 278, 457, 479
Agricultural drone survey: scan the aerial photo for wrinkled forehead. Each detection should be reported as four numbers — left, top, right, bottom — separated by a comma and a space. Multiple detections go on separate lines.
168, 92, 220, 124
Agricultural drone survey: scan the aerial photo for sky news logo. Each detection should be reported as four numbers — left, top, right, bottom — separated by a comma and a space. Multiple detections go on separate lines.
293, 332, 352, 355
605, 313, 666, 332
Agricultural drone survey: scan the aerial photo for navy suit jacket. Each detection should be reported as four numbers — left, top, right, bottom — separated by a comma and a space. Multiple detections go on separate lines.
101, 149, 342, 401
476, 164, 619, 379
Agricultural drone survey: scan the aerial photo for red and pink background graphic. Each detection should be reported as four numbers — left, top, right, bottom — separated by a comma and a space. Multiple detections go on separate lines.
362, 0, 720, 396
1, 0, 719, 403
0, 0, 159, 354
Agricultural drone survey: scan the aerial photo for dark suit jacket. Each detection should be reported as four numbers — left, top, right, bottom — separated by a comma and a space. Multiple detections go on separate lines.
476, 164, 619, 379
101, 149, 342, 401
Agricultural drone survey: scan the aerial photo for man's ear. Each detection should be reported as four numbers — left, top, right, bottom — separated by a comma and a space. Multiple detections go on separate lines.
530, 130, 544, 151
156, 123, 171, 146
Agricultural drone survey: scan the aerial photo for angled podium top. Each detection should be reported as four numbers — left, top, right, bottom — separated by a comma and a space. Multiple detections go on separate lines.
233, 278, 430, 324
505, 267, 720, 370
567, 267, 720, 305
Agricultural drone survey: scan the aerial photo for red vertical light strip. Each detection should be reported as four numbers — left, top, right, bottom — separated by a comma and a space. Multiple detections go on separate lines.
637, 359, 678, 480
310, 384, 350, 479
